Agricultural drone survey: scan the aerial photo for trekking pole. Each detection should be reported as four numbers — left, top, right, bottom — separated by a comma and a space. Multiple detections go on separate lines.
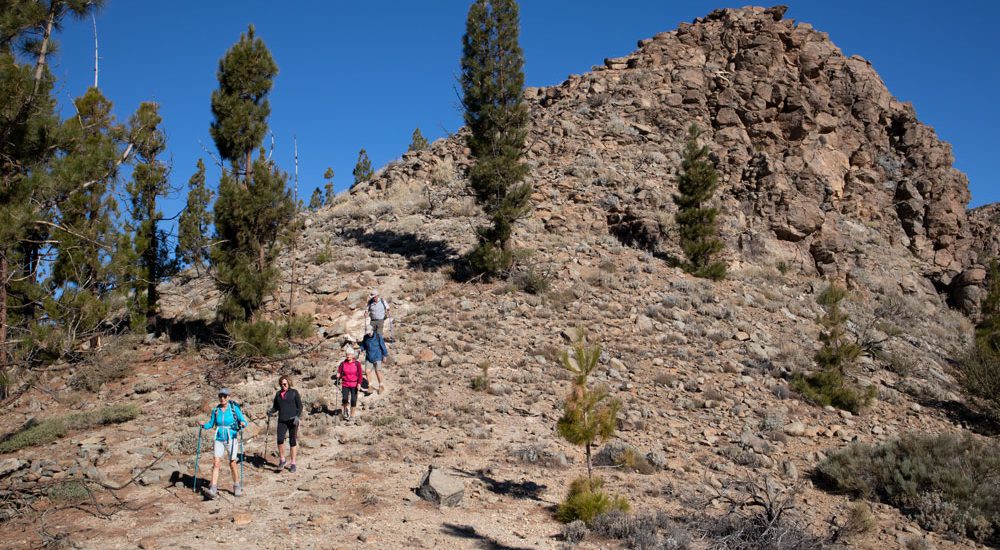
193, 427, 202, 492
239, 427, 245, 488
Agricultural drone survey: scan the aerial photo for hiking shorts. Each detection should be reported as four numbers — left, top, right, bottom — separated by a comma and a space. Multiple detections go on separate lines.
370, 318, 384, 336
366, 359, 382, 373
341, 386, 358, 407
213, 439, 239, 461
276, 419, 298, 447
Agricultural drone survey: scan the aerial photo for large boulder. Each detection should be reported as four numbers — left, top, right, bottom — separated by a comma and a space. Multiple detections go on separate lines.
416, 465, 464, 507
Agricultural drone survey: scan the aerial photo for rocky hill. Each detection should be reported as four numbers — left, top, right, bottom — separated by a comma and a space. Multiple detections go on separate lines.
0, 6, 995, 550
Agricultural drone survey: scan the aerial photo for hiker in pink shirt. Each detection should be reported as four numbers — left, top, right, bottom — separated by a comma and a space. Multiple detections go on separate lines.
335, 348, 364, 421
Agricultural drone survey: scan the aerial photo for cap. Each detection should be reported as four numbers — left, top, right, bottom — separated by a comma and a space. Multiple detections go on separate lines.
218, 388, 230, 396
369, 289, 379, 297
345, 347, 356, 356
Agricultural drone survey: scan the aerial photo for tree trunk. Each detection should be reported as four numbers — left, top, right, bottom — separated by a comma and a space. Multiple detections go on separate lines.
585, 442, 592, 483
0, 255, 8, 369
145, 222, 158, 333
32, 3, 58, 96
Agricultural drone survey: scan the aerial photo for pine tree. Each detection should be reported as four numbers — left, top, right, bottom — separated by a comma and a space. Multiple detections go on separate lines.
0, 0, 106, 366
49, 87, 126, 350
323, 167, 335, 204
792, 284, 873, 413
209, 24, 277, 182
212, 156, 295, 322
176, 159, 213, 272
673, 124, 726, 280
125, 102, 175, 332
408, 127, 429, 151
208, 26, 294, 328
308, 187, 323, 210
557, 334, 620, 482
461, 0, 530, 276
352, 148, 373, 187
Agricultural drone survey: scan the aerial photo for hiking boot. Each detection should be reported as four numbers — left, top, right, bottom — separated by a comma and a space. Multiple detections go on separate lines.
234, 484, 243, 497
206, 485, 218, 499
277, 459, 286, 471
377, 385, 384, 394
288, 464, 297, 473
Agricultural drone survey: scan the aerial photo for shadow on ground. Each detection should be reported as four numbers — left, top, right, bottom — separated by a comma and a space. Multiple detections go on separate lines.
454, 468, 548, 502
441, 523, 534, 550
340, 228, 461, 272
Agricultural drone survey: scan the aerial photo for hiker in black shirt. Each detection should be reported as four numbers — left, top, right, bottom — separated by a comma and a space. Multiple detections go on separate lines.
266, 375, 303, 473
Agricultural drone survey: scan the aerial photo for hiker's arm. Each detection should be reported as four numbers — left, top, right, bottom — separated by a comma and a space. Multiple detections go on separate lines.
294, 390, 303, 418
380, 337, 388, 357
203, 410, 215, 429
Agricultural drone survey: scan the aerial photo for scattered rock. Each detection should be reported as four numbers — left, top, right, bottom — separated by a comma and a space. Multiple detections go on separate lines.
416, 466, 464, 507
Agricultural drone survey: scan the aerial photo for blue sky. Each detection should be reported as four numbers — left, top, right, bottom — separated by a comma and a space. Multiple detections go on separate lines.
51, 0, 999, 228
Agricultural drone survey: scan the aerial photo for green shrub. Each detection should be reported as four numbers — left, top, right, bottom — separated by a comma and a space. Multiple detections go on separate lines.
557, 476, 629, 526
283, 315, 315, 340
0, 404, 139, 453
817, 432, 1000, 543
956, 345, 1000, 423
791, 369, 875, 414
227, 320, 287, 358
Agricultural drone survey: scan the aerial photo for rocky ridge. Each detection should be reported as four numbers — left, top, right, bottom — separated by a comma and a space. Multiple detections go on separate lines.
0, 6, 994, 550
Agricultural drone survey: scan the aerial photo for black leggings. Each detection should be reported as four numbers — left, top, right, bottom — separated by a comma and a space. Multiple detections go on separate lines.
276, 419, 297, 447
341, 386, 358, 407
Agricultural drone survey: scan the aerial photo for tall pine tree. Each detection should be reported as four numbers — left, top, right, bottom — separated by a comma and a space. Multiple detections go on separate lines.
352, 148, 373, 187
461, 0, 530, 276
125, 102, 174, 332
673, 125, 725, 280
0, 0, 107, 366
49, 87, 126, 350
177, 159, 213, 272
209, 24, 277, 182
209, 28, 295, 326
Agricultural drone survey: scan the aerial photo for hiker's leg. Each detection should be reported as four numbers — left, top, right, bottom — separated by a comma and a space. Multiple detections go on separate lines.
229, 459, 239, 484
373, 361, 382, 387
289, 423, 298, 463
341, 386, 350, 415
349, 387, 358, 418
276, 421, 288, 462
372, 318, 384, 337
211, 456, 221, 486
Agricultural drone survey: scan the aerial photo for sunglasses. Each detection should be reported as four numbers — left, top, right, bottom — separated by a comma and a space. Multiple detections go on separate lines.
218, 394, 228, 399
280, 382, 289, 386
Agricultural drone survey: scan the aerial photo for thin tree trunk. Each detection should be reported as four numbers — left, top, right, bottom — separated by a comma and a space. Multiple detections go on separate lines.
91, 12, 98, 88
585, 442, 592, 483
0, 255, 8, 370
145, 219, 158, 332
32, 3, 58, 96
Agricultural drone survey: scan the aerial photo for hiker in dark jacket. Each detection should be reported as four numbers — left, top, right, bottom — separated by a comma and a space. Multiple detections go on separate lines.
359, 327, 388, 394
266, 375, 303, 473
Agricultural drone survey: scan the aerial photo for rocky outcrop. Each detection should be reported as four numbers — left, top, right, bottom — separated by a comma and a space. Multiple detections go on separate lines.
351, 5, 981, 306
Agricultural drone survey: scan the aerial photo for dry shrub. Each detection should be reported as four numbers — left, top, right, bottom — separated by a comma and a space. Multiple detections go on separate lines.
818, 432, 1000, 543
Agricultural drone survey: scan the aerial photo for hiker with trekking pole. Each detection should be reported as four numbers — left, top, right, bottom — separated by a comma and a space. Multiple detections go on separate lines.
334, 347, 364, 422
200, 388, 248, 498
266, 375, 302, 473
